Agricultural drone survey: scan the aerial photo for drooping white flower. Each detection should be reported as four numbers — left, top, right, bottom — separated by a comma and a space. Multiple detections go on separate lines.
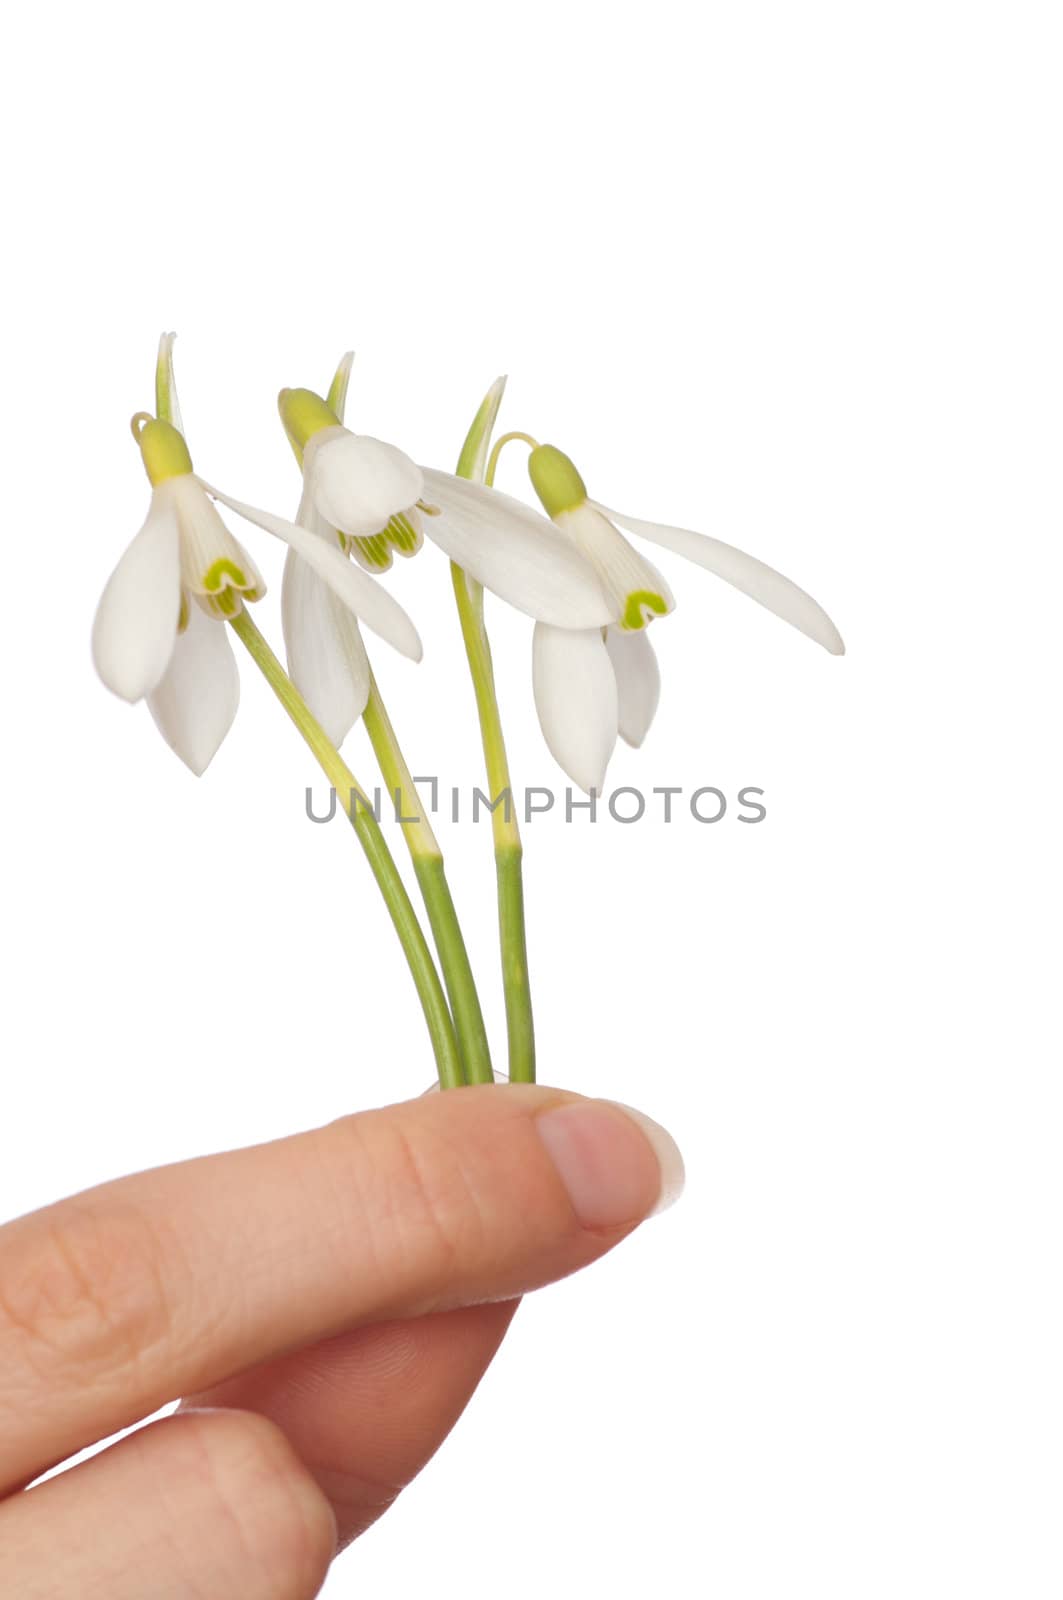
279, 383, 612, 626
93, 375, 422, 774
524, 442, 845, 793
277, 375, 615, 747
276, 370, 843, 793
281, 468, 374, 749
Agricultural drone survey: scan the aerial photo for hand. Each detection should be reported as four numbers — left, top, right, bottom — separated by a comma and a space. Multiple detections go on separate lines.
0, 1084, 682, 1596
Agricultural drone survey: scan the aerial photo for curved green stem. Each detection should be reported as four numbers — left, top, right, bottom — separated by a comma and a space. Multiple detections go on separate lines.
362, 677, 494, 1085
229, 609, 464, 1090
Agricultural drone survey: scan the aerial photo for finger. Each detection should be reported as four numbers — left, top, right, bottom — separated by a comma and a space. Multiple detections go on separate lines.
0, 1408, 335, 1599
0, 1086, 682, 1492
184, 1300, 519, 1547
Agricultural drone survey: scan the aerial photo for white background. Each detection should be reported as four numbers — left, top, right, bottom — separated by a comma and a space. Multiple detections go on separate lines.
2, 2, 1060, 1594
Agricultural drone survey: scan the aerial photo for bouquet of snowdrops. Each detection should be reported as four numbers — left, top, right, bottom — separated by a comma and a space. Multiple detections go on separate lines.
93, 336, 843, 1090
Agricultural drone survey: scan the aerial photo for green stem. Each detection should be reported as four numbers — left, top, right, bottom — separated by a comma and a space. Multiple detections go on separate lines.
449, 382, 536, 1081
362, 677, 494, 1085
450, 560, 535, 1083
229, 609, 464, 1090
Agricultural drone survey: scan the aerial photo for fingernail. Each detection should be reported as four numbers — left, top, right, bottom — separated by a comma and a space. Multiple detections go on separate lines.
536, 1100, 685, 1227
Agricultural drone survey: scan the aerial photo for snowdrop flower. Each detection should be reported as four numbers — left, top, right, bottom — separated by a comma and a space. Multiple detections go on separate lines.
92, 406, 422, 774
525, 442, 845, 793
278, 379, 614, 746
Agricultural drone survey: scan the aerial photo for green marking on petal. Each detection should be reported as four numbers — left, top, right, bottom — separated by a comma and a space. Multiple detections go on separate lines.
177, 591, 190, 633
353, 534, 393, 570
621, 590, 669, 630
387, 513, 422, 555
351, 514, 423, 569
193, 559, 261, 618
203, 558, 249, 593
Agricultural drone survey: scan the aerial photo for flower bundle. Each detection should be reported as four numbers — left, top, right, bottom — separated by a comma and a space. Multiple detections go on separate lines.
94, 335, 844, 1089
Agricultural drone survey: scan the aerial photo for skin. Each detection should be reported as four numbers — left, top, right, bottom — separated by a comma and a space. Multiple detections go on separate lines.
0, 1084, 672, 1597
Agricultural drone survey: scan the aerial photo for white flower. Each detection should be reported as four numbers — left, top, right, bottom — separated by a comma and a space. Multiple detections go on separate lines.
93, 403, 422, 775
278, 375, 613, 747
276, 372, 843, 793
280, 470, 375, 748
525, 443, 845, 793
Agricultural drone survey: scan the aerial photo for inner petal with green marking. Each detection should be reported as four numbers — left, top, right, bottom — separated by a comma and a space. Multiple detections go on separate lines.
348, 507, 424, 574
171, 476, 266, 619
622, 589, 670, 630
195, 557, 263, 618
555, 503, 675, 632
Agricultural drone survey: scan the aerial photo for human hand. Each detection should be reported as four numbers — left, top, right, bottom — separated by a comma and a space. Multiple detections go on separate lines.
0, 1085, 682, 1596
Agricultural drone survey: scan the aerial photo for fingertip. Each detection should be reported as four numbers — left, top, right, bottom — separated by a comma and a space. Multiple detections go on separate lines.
534, 1099, 684, 1229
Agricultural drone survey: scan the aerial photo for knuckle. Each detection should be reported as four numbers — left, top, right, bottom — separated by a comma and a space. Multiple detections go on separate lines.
345, 1116, 492, 1291
173, 1409, 335, 1592
0, 1200, 175, 1386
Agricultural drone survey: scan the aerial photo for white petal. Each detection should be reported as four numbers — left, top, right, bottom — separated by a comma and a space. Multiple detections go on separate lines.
296, 475, 357, 556
595, 502, 845, 655
606, 626, 660, 747
293, 475, 336, 543
147, 601, 239, 775
282, 547, 370, 746
532, 623, 618, 794
420, 469, 613, 627
92, 489, 182, 701
284, 475, 373, 739
305, 429, 424, 539
203, 484, 423, 662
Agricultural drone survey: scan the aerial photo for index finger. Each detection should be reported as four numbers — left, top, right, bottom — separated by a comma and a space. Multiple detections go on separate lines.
0, 1085, 680, 1493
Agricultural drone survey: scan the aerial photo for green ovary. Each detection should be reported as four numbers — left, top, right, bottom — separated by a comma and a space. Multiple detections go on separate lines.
278, 387, 340, 450
622, 590, 668, 630
138, 418, 194, 486
528, 444, 588, 518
